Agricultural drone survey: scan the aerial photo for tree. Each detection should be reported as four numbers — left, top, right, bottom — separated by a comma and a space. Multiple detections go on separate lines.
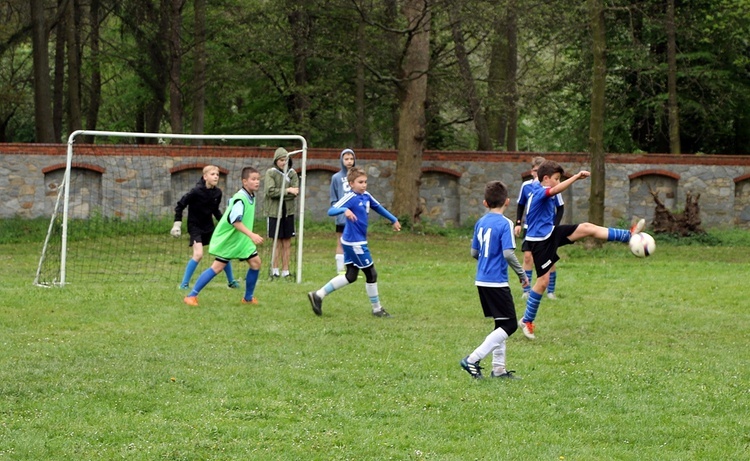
392, 0, 430, 221
587, 0, 605, 226
665, 0, 680, 154
30, 0, 55, 142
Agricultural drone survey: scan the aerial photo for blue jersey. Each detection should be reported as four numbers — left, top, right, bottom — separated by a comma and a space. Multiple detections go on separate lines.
524, 181, 559, 241
329, 191, 397, 245
472, 212, 516, 287
517, 178, 563, 229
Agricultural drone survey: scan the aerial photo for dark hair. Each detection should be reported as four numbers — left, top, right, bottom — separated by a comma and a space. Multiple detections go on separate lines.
347, 166, 366, 184
537, 160, 565, 180
241, 166, 259, 179
484, 181, 508, 208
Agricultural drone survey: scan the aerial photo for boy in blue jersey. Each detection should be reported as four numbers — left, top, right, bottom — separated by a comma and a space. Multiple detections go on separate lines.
184, 167, 265, 307
308, 166, 401, 317
330, 148, 356, 274
515, 157, 563, 300
460, 181, 529, 379
519, 160, 644, 339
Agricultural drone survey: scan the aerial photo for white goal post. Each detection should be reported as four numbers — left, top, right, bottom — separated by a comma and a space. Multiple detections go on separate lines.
34, 130, 309, 286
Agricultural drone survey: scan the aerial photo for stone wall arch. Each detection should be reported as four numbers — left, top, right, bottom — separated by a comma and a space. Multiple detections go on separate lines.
169, 164, 229, 210
42, 163, 105, 219
420, 168, 461, 226
629, 170, 681, 224
303, 165, 337, 221
733, 174, 750, 228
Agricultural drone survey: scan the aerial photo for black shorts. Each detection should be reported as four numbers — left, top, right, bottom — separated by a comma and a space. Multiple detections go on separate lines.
189, 230, 213, 247
527, 224, 579, 277
216, 251, 259, 264
335, 224, 346, 234
477, 286, 517, 320
267, 215, 296, 239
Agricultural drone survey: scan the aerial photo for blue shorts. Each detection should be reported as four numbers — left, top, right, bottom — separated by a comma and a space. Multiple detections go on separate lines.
342, 242, 373, 268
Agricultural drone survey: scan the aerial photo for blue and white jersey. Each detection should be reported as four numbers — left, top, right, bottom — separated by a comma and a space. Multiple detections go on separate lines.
329, 191, 397, 245
517, 178, 562, 229
472, 212, 516, 287
524, 181, 559, 241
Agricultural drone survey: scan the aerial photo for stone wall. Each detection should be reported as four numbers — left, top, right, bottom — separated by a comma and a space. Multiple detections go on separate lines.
2, 143, 750, 229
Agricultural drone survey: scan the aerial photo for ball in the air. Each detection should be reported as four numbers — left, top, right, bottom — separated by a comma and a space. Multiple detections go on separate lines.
629, 232, 656, 258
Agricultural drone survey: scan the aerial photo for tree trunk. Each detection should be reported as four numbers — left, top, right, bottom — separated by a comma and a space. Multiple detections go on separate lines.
355, 15, 367, 148
65, 0, 82, 134
31, 0, 55, 142
504, 0, 518, 151
168, 0, 184, 140
666, 0, 681, 154
191, 0, 206, 142
84, 0, 102, 143
392, 0, 430, 222
587, 0, 606, 226
52, 0, 65, 142
448, 3, 491, 151
486, 1, 517, 151
287, 1, 311, 142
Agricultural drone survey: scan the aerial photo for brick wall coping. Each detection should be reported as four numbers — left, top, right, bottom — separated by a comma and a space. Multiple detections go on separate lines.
3, 143, 750, 166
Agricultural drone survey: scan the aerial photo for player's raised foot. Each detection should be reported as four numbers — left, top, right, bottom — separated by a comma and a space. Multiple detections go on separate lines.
308, 292, 323, 316
241, 297, 258, 305
491, 370, 521, 380
460, 357, 483, 379
519, 319, 536, 340
547, 292, 557, 300
372, 308, 392, 318
179, 283, 190, 290
227, 280, 240, 289
183, 296, 198, 306
630, 218, 646, 234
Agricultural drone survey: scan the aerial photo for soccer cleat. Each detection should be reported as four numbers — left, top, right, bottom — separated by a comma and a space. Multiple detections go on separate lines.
241, 297, 258, 305
227, 280, 240, 289
372, 308, 392, 318
491, 370, 521, 379
179, 283, 190, 290
460, 357, 483, 379
308, 292, 323, 316
183, 296, 198, 306
519, 319, 536, 340
630, 218, 646, 235
547, 292, 557, 300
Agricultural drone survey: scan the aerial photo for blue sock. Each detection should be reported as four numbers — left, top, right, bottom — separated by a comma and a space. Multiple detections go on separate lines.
189, 267, 218, 297
548, 271, 557, 294
244, 268, 260, 301
224, 262, 235, 283
607, 228, 631, 243
524, 270, 533, 293
181, 259, 199, 287
522, 291, 543, 323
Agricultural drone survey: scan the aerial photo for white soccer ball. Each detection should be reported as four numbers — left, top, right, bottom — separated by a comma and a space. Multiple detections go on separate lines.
629, 232, 656, 258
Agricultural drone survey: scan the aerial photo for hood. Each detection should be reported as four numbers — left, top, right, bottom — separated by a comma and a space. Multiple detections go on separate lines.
273, 147, 292, 170
339, 148, 356, 172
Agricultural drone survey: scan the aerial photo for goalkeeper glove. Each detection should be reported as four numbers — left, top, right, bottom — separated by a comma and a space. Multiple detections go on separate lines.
170, 221, 182, 237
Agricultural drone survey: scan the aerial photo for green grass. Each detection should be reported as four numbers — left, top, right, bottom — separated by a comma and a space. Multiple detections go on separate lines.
1, 228, 749, 460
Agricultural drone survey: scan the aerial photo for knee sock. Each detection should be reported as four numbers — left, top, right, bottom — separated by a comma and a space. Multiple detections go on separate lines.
522, 290, 543, 323
244, 268, 260, 301
547, 271, 557, 294
524, 270, 533, 293
188, 267, 218, 297
335, 254, 345, 273
608, 228, 631, 242
365, 282, 382, 311
181, 259, 199, 287
317, 275, 349, 298
468, 327, 509, 363
224, 262, 235, 283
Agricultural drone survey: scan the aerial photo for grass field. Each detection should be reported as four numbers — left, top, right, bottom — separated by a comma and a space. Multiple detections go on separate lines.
1, 224, 749, 460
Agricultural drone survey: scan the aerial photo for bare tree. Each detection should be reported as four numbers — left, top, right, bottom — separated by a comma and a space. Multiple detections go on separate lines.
65, 0, 82, 133
31, 0, 55, 142
168, 0, 184, 139
587, 0, 606, 226
666, 0, 680, 154
191, 0, 206, 142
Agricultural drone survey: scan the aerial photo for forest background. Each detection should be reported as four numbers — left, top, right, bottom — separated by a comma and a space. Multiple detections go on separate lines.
1, 0, 749, 219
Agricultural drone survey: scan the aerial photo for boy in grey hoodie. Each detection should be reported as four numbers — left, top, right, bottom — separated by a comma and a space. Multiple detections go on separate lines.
330, 148, 356, 274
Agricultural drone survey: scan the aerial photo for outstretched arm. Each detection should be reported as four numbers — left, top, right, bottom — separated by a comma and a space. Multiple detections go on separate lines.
504, 249, 529, 287
548, 170, 590, 196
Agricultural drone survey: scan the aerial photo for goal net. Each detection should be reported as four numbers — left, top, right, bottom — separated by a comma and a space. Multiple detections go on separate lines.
34, 130, 308, 287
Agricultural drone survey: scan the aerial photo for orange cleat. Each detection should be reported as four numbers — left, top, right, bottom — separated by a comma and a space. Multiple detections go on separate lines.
183, 296, 199, 306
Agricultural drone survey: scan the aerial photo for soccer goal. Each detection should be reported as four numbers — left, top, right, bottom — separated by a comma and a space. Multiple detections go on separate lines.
34, 130, 309, 287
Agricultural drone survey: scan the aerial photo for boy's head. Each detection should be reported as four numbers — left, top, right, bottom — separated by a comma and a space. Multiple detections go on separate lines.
530, 156, 545, 179
273, 147, 291, 170
484, 181, 509, 209
241, 166, 261, 192
341, 149, 356, 170
202, 165, 220, 188
537, 160, 564, 186
346, 166, 367, 194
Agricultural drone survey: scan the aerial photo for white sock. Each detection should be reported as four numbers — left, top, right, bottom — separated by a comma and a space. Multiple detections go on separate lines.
317, 275, 349, 298
468, 327, 509, 363
281, 270, 290, 277
272, 268, 280, 276
335, 254, 345, 272
365, 282, 381, 311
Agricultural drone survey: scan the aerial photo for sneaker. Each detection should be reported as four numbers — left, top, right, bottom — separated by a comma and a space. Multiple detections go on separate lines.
547, 292, 557, 300
308, 292, 323, 316
183, 296, 198, 306
179, 284, 190, 290
491, 370, 521, 379
241, 297, 258, 305
460, 357, 483, 379
372, 308, 392, 318
227, 280, 240, 289
522, 292, 530, 300
630, 218, 646, 234
519, 319, 536, 340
